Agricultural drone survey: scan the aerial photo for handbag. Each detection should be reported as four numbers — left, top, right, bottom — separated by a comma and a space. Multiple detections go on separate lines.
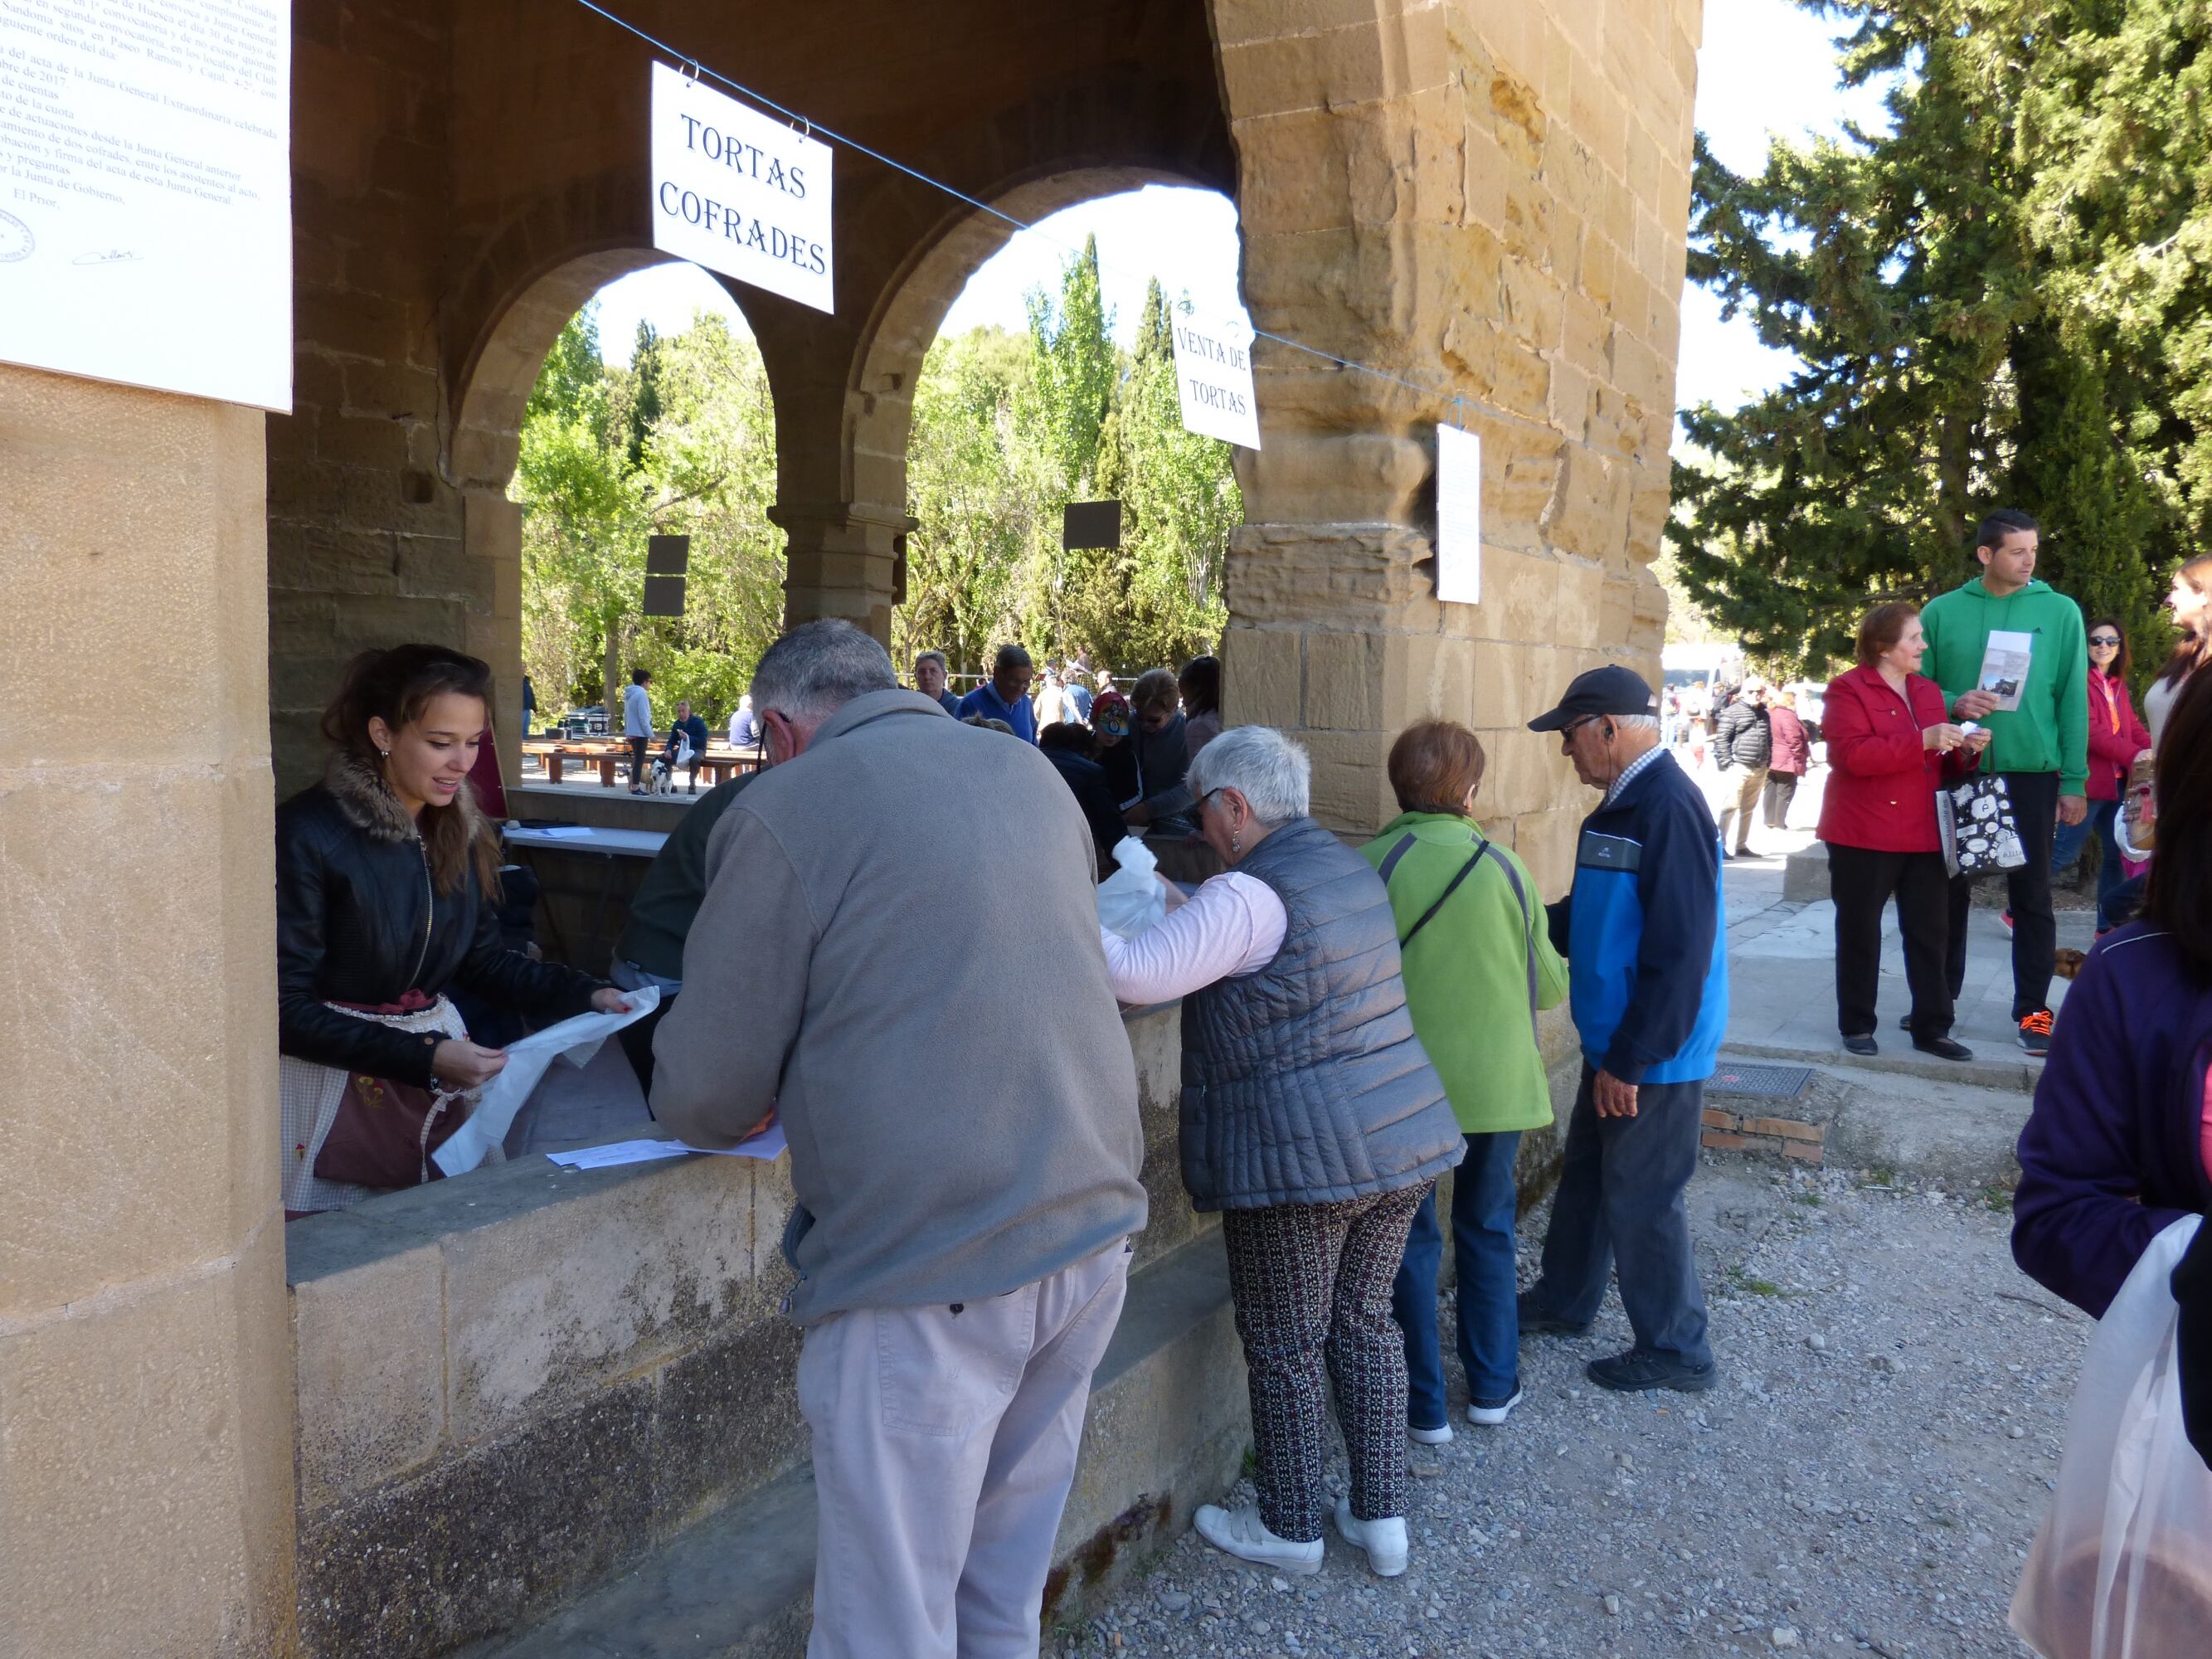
1937, 761, 2029, 879
309, 994, 473, 1190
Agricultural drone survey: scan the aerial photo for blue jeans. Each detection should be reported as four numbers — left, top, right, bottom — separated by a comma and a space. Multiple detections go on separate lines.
1392, 1131, 1523, 1426
2050, 797, 2125, 930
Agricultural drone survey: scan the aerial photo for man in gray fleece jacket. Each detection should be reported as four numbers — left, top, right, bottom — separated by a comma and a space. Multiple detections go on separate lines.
652, 620, 1147, 1659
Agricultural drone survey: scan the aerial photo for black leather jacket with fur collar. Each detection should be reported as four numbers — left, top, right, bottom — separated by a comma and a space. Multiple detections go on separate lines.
275, 754, 605, 1087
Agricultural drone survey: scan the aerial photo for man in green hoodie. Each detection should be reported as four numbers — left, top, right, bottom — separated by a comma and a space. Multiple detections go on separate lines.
1917, 508, 2088, 1057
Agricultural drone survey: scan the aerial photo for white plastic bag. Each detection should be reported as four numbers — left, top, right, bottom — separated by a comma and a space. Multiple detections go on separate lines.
431, 985, 661, 1176
1096, 835, 1167, 939
2011, 1214, 2212, 1658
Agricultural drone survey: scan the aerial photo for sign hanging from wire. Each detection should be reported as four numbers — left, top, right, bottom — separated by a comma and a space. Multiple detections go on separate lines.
650, 62, 834, 314
1170, 308, 1262, 450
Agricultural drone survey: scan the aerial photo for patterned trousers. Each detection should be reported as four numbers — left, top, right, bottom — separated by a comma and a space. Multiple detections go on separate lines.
1220, 1184, 1431, 1542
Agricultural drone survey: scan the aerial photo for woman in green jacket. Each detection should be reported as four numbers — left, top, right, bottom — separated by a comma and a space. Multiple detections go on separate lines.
1363, 721, 1568, 1437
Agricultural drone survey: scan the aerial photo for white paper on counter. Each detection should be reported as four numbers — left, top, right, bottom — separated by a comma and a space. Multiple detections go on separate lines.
546, 1123, 788, 1170
433, 987, 661, 1176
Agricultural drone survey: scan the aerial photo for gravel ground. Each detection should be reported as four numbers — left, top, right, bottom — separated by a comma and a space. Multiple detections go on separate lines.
1058, 1160, 2089, 1659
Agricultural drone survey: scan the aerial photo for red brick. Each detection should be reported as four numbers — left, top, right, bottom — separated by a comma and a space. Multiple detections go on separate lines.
1701, 1131, 1748, 1151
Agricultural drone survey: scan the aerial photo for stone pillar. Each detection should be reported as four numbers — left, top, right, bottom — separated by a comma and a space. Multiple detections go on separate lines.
0, 366, 296, 1653
1211, 0, 1694, 892
464, 491, 527, 788
771, 501, 915, 646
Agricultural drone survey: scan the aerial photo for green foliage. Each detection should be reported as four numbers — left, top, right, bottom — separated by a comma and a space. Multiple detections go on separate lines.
1673, 0, 2200, 680
517, 251, 1241, 724
897, 262, 1237, 679
513, 302, 782, 724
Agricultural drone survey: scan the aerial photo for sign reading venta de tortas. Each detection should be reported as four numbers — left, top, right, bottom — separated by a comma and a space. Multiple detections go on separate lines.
650, 63, 834, 314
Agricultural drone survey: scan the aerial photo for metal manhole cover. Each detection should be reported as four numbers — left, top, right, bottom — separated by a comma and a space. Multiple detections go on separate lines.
1706, 1063, 1815, 1101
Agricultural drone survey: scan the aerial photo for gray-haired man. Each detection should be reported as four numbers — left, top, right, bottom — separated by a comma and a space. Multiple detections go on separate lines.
912, 647, 960, 716
654, 619, 1147, 1659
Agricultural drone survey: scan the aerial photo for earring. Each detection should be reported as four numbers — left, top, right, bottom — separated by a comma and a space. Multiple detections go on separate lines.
379, 749, 390, 759
1231, 828, 1242, 856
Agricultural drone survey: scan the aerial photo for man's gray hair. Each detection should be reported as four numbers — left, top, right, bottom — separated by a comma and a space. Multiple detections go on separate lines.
751, 620, 897, 724
1612, 714, 1660, 733
1187, 726, 1310, 825
912, 648, 947, 673
994, 643, 1033, 674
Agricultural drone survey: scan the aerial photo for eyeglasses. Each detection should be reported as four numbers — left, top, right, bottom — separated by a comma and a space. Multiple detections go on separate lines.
1559, 714, 1605, 740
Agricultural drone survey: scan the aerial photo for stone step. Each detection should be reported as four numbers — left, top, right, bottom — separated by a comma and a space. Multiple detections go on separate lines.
456, 1234, 1247, 1659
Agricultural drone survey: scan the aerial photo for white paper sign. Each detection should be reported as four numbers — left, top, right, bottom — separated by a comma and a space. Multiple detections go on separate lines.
1436, 423, 1481, 606
650, 62, 832, 314
0, 0, 292, 409
1169, 307, 1261, 450
1978, 629, 2034, 713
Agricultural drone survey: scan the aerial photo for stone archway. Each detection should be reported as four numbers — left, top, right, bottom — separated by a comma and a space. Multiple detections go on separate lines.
837, 167, 1228, 651
444, 247, 774, 784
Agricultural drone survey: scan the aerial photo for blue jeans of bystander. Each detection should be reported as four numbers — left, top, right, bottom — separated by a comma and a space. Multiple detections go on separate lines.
2050, 797, 2126, 932
1391, 1131, 1523, 1427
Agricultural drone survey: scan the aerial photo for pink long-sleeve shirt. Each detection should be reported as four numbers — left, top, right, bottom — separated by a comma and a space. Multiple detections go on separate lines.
1098, 872, 1287, 1005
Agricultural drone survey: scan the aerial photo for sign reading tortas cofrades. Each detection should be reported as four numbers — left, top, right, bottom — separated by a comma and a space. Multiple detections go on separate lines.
649, 63, 834, 315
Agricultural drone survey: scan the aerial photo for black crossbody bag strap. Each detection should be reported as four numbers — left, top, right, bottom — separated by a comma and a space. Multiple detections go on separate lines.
1382, 829, 1544, 1041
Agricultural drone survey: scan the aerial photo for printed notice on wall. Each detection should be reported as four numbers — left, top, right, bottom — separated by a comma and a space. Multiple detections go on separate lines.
0, 0, 292, 410
1435, 422, 1480, 605
1170, 306, 1261, 450
650, 63, 833, 314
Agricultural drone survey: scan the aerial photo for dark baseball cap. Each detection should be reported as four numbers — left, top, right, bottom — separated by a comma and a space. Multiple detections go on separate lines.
1528, 665, 1659, 732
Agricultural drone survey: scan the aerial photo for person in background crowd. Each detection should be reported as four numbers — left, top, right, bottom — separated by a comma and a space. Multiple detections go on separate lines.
1038, 721, 1125, 878
1033, 665, 1065, 728
2011, 664, 2212, 1318
276, 645, 623, 1216
653, 620, 1145, 1658
1062, 660, 1095, 723
1103, 668, 1195, 834
1097, 726, 1463, 1579
609, 767, 761, 1091
957, 643, 1038, 742
1714, 677, 1772, 859
1918, 508, 2088, 1058
1179, 654, 1223, 758
729, 693, 759, 750
623, 666, 654, 795
2051, 616, 2153, 935
1090, 688, 1131, 760
1817, 604, 1986, 1063
521, 671, 537, 734
1363, 721, 1568, 1440
1763, 690, 1810, 830
663, 698, 710, 794
912, 649, 961, 717
2147, 553, 2212, 744
1519, 667, 1726, 1394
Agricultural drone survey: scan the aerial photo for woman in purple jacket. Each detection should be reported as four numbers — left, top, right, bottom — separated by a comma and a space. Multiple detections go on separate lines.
2013, 667, 2212, 1319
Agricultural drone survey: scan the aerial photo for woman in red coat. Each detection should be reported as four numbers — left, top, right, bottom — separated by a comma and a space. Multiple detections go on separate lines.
1819, 603, 1991, 1062
2051, 615, 2154, 933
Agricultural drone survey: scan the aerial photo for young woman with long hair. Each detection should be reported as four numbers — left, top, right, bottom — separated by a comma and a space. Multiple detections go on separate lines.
275, 645, 626, 1215
2053, 615, 2156, 933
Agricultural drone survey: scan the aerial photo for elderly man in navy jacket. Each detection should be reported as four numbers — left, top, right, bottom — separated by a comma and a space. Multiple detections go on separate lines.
1519, 667, 1728, 1394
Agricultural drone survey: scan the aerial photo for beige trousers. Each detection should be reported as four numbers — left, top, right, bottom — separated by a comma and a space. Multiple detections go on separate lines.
798, 1241, 1131, 1659
1718, 765, 1768, 853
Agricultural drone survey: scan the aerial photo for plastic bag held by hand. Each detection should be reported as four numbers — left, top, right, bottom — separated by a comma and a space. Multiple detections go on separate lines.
2012, 1214, 2212, 1657
1096, 836, 1167, 939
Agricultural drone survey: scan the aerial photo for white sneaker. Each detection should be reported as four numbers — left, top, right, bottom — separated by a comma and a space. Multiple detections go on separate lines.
1466, 1388, 1525, 1428
1334, 1497, 1410, 1577
1193, 1503, 1323, 1574
1408, 1421, 1455, 1446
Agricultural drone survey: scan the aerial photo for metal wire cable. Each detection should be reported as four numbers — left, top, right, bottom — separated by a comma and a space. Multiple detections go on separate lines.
566, 0, 1621, 444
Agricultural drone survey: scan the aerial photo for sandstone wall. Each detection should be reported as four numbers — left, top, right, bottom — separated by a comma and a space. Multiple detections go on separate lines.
0, 363, 294, 1654
1216, 0, 1699, 891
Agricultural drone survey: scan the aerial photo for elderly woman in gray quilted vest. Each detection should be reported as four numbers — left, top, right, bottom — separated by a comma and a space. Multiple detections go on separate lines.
1099, 726, 1464, 1580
